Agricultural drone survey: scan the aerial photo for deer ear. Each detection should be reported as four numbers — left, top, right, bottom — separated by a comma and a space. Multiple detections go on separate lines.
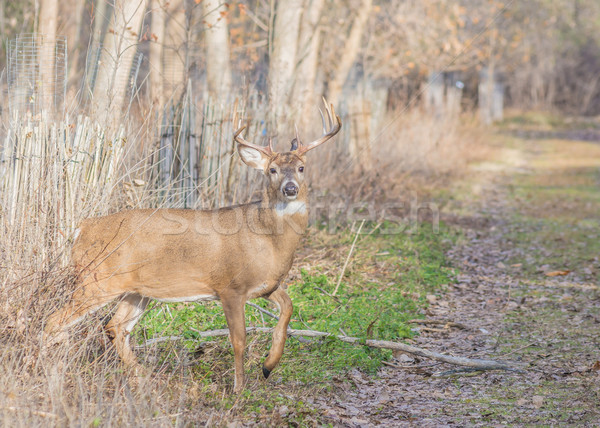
290, 138, 299, 151
237, 144, 270, 170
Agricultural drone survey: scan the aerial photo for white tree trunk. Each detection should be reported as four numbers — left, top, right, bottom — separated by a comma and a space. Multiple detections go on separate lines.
92, 0, 148, 124
37, 0, 59, 114
162, 0, 186, 104
268, 0, 303, 140
292, 0, 324, 134
202, 0, 232, 101
327, 0, 372, 107
149, 0, 166, 107
64, 0, 86, 96
88, 0, 111, 92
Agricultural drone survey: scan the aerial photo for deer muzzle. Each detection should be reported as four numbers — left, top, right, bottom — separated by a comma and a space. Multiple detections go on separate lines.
282, 181, 299, 198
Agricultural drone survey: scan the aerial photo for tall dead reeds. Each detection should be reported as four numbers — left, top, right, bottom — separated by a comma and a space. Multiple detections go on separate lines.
0, 116, 126, 272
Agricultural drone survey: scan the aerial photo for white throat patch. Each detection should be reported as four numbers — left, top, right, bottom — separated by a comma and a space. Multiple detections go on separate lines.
275, 201, 307, 216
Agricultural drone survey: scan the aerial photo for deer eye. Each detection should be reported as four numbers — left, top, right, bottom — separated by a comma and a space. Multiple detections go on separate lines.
270, 167, 277, 174
298, 166, 304, 173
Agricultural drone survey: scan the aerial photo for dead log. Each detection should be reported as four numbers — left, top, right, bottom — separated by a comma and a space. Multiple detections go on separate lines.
143, 327, 524, 372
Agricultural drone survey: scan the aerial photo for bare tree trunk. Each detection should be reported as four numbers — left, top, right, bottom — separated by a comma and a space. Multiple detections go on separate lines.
202, 0, 232, 101
292, 0, 324, 133
349, 98, 372, 172
424, 72, 444, 117
87, 0, 111, 93
486, 58, 495, 122
149, 0, 166, 107
37, 0, 59, 114
268, 0, 303, 140
479, 29, 500, 125
163, 0, 186, 104
65, 0, 86, 100
479, 63, 495, 125
92, 0, 148, 124
326, 0, 372, 107
0, 1, 5, 37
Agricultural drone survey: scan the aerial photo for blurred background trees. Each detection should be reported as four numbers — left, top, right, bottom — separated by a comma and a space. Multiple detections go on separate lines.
2, 0, 599, 122
1, 0, 599, 316
1, 0, 599, 207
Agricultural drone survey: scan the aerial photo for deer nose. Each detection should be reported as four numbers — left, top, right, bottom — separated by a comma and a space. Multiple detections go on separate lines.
283, 182, 298, 197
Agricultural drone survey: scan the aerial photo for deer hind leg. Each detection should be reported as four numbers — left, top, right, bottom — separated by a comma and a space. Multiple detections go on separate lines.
262, 286, 293, 379
105, 294, 149, 366
221, 295, 247, 393
44, 279, 120, 342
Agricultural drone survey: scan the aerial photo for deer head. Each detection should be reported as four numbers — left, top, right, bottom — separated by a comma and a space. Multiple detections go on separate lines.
234, 101, 342, 206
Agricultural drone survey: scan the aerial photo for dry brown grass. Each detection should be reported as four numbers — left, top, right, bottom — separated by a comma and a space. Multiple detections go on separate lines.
303, 108, 489, 214
375, 110, 489, 188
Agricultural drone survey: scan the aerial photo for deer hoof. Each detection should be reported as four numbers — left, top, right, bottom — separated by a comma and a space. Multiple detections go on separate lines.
262, 365, 271, 379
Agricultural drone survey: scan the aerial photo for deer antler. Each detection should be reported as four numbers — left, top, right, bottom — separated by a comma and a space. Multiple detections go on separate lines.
234, 125, 274, 155
296, 99, 342, 155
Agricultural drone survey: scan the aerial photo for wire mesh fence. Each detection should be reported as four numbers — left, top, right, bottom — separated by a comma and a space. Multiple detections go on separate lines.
6, 33, 67, 117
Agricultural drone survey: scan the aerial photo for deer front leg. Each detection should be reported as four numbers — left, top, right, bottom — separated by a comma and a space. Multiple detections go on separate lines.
221, 295, 247, 393
262, 286, 293, 379
105, 294, 149, 367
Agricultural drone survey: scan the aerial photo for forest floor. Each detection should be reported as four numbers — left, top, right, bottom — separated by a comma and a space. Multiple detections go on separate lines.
318, 122, 600, 426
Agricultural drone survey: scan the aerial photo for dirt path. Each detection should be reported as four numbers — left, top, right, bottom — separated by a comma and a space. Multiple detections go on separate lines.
319, 135, 600, 426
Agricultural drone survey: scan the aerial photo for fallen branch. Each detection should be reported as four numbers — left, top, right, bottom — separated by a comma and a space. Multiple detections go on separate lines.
420, 327, 448, 333
244, 303, 313, 343
408, 319, 468, 330
3, 407, 58, 419
330, 334, 521, 372
381, 360, 419, 370
173, 327, 523, 372
137, 336, 184, 348
246, 302, 279, 320
500, 342, 537, 357
432, 367, 489, 377
314, 286, 340, 302
381, 360, 435, 375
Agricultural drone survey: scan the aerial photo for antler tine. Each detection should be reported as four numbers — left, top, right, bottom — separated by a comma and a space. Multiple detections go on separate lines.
323, 96, 336, 129
318, 107, 327, 135
327, 103, 335, 129
234, 125, 273, 155
294, 123, 300, 142
297, 99, 342, 155
234, 124, 247, 140
290, 123, 300, 151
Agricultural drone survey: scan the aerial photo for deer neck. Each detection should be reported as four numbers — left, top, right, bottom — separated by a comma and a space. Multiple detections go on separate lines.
273, 199, 307, 217
259, 188, 309, 243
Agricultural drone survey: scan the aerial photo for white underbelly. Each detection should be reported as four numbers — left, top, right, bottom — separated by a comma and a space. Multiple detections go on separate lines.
155, 294, 218, 303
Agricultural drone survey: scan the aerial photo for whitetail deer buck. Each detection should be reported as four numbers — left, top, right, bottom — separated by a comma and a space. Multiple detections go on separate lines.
44, 101, 341, 392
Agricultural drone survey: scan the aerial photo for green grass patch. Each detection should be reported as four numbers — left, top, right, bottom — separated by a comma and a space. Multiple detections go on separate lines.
135, 221, 456, 390
498, 111, 568, 130
503, 158, 600, 281
498, 111, 600, 131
